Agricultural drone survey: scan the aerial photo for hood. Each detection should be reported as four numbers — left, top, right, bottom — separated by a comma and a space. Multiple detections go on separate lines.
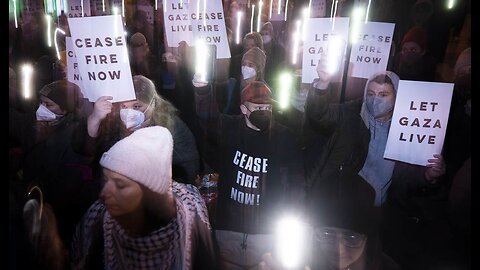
360, 71, 399, 129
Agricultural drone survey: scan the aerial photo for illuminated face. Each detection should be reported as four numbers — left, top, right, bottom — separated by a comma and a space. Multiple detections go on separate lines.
365, 81, 396, 121
120, 99, 153, 119
316, 227, 367, 269
242, 59, 257, 70
40, 96, 66, 115
100, 168, 143, 218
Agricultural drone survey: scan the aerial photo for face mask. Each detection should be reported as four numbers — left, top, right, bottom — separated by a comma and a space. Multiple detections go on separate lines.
400, 51, 422, 64
248, 109, 272, 131
36, 104, 58, 121
242, 65, 257, 80
262, 35, 272, 44
120, 99, 153, 130
366, 96, 394, 119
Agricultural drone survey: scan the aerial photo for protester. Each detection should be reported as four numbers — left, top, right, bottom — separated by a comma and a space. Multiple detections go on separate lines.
73, 75, 200, 185
193, 78, 305, 269
70, 126, 217, 269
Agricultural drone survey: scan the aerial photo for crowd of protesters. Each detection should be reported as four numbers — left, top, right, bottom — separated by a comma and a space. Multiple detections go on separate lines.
9, 0, 470, 269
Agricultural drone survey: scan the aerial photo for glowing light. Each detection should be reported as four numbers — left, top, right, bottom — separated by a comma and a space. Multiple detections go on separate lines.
364, 0, 372, 22
326, 35, 345, 74
195, 39, 209, 83
203, 0, 207, 26
13, 0, 18, 28
113, 6, 119, 15
81, 0, 84, 17
122, 0, 125, 17
284, 0, 289, 21
278, 72, 293, 109
278, 0, 282, 14
155, 0, 157, 10
236, 11, 243, 44
350, 7, 365, 44
250, 5, 255, 33
291, 20, 301, 64
257, 1, 263, 32
302, 7, 309, 41
276, 216, 308, 269
164, 0, 167, 11
103, 0, 106, 12
269, 0, 273, 18
22, 64, 34, 99
331, 0, 339, 30
447, 0, 455, 9
54, 28, 66, 60
46, 14, 52, 47
56, 0, 62, 16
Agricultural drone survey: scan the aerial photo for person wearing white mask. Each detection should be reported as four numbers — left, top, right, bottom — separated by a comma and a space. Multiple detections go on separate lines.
73, 75, 200, 187
260, 22, 285, 86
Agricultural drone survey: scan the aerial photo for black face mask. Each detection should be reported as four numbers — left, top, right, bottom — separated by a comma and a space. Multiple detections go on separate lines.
248, 110, 272, 131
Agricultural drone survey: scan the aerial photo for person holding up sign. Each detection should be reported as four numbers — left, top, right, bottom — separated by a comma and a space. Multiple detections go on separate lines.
304, 54, 446, 266
72, 75, 200, 187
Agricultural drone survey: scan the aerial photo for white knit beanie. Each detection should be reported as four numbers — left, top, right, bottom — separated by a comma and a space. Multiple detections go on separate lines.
100, 126, 173, 194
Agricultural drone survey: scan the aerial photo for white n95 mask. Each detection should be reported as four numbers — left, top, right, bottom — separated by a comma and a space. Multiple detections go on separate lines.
120, 109, 145, 130
242, 66, 257, 80
36, 104, 57, 121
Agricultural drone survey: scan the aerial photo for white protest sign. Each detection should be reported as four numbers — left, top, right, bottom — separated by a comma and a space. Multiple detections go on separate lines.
384, 80, 454, 166
270, 0, 286, 21
189, 0, 231, 59
68, 15, 135, 103
349, 22, 394, 79
301, 17, 350, 83
66, 37, 88, 99
163, 0, 194, 47
68, 0, 91, 18
310, 0, 326, 18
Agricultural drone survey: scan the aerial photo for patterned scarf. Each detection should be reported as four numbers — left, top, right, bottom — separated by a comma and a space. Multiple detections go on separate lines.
103, 182, 210, 270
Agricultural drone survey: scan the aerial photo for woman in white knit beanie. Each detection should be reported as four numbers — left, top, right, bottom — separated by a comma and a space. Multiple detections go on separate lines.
70, 126, 217, 270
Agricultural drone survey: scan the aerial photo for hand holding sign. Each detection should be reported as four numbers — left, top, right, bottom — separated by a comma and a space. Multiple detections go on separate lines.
425, 154, 446, 183
87, 95, 113, 137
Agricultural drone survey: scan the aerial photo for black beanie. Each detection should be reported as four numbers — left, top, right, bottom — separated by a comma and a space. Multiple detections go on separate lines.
39, 80, 82, 113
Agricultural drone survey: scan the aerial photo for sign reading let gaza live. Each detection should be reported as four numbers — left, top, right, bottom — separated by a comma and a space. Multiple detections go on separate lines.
384, 80, 454, 166
67, 15, 135, 103
163, 0, 231, 59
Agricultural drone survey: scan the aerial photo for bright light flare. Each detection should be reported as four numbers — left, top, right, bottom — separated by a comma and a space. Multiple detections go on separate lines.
291, 20, 301, 64
122, 0, 125, 17
13, 0, 18, 28
364, 0, 372, 22
276, 216, 308, 269
236, 11, 243, 44
250, 4, 255, 33
113, 6, 119, 15
195, 39, 209, 83
269, 0, 273, 18
256, 1, 263, 32
350, 7, 365, 44
284, 0, 289, 21
278, 72, 292, 109
302, 7, 309, 41
22, 64, 34, 99
54, 28, 66, 60
447, 0, 455, 9
81, 0, 84, 17
326, 36, 345, 74
278, 0, 282, 14
46, 14, 52, 47
103, 0, 106, 12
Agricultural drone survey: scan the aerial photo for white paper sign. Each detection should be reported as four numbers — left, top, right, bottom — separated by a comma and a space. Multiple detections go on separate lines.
66, 37, 88, 99
349, 22, 394, 79
163, 0, 195, 47
163, 0, 231, 59
189, 0, 231, 58
384, 80, 454, 166
301, 17, 350, 83
310, 0, 326, 18
68, 15, 135, 103
270, 0, 286, 21
68, 0, 91, 17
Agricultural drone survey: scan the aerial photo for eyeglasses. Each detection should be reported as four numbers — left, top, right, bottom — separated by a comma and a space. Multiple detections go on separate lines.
314, 227, 366, 248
